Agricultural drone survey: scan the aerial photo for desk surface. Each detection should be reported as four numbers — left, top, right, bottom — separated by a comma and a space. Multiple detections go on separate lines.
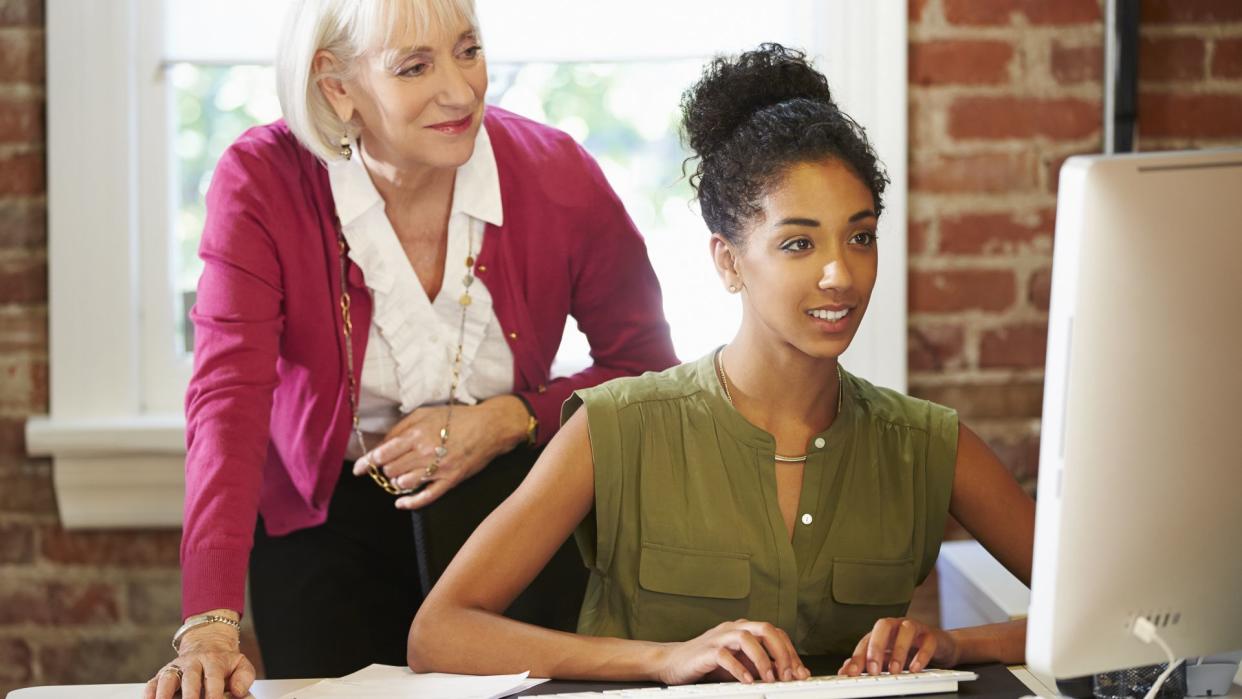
2, 663, 1095, 699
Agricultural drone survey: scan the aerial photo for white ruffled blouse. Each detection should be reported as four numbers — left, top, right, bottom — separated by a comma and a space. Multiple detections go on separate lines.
328, 125, 515, 449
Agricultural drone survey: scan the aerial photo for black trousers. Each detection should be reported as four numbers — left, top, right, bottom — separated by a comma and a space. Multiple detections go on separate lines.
249, 462, 420, 678
248, 455, 588, 679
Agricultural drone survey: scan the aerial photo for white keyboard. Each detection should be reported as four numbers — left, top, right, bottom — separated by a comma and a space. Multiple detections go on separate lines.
543, 669, 979, 699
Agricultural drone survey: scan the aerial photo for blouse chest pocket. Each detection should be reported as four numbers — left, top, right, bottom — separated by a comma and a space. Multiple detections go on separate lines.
632, 542, 751, 642
804, 557, 917, 655
831, 557, 916, 606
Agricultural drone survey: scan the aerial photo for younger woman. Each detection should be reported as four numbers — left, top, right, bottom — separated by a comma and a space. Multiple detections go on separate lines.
407, 43, 1035, 684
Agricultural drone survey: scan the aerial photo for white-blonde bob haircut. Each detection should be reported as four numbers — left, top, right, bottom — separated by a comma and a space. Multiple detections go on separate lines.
276, 0, 480, 162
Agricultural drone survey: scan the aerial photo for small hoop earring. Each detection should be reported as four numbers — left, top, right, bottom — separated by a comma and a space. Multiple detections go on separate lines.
339, 132, 352, 160
728, 285, 738, 293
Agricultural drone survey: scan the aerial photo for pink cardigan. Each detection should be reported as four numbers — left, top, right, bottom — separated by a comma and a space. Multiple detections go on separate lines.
182, 108, 678, 617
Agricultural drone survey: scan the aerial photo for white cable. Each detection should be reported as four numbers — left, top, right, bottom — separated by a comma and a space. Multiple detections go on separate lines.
1131, 617, 1185, 699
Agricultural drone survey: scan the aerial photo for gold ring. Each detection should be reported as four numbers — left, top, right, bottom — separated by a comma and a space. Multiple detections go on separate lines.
423, 462, 438, 479
162, 665, 185, 680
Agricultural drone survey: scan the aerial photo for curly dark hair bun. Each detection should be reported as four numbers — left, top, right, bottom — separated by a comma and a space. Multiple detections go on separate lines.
680, 42, 888, 244
682, 43, 833, 160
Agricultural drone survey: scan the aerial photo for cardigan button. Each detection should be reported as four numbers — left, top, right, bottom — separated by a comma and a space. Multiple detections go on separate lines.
537, 384, 547, 394
813, 437, 826, 449
477, 265, 487, 273
508, 332, 518, 340
801, 513, 814, 526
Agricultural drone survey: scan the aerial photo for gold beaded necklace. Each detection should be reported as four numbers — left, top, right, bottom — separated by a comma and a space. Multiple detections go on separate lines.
337, 229, 476, 496
713, 347, 844, 464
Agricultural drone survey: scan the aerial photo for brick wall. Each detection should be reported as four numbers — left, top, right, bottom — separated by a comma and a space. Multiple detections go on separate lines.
2, 0, 1242, 691
906, 0, 1242, 520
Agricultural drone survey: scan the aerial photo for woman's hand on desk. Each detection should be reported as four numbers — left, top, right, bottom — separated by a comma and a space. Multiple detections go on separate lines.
353, 395, 531, 509
837, 617, 959, 677
656, 619, 811, 685
145, 625, 255, 699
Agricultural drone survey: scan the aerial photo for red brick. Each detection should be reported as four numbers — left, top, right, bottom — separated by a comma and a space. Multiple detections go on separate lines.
909, 269, 1017, 313
0, 0, 43, 27
908, 324, 966, 372
0, 150, 44, 195
0, 199, 45, 247
0, 28, 43, 84
1141, 0, 1242, 23
908, 218, 931, 255
910, 152, 1038, 194
0, 580, 120, 625
0, 307, 46, 353
0, 464, 56, 514
0, 416, 28, 456
1139, 37, 1206, 82
910, 40, 1014, 86
949, 96, 1101, 140
1030, 267, 1053, 311
1211, 38, 1242, 78
909, 0, 929, 23
908, 380, 1045, 419
0, 521, 33, 564
980, 323, 1049, 368
0, 253, 46, 303
940, 209, 1055, 255
1051, 42, 1104, 84
1138, 92, 1242, 139
0, 639, 31, 684
0, 96, 41, 143
944, 0, 1101, 26
41, 528, 182, 567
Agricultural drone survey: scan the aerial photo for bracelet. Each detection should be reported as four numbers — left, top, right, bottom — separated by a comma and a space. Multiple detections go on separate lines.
171, 613, 241, 652
512, 393, 539, 446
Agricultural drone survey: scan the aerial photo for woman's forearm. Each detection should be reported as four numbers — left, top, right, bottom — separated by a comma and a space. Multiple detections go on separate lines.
948, 619, 1027, 666
409, 605, 666, 681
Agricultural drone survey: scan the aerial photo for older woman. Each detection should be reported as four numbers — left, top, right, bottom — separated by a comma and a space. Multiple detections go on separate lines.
145, 1, 676, 697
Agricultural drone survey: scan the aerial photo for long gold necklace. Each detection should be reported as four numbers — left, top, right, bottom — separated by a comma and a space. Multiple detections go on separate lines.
713, 348, 844, 464
338, 231, 475, 495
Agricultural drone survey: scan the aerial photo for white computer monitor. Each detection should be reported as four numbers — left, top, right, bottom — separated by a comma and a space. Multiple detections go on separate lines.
1026, 148, 1242, 679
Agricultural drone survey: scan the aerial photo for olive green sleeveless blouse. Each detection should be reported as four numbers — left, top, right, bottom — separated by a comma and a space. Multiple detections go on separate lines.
560, 352, 959, 655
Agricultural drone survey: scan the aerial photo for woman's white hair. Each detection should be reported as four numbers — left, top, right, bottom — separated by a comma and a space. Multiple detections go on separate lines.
276, 0, 479, 162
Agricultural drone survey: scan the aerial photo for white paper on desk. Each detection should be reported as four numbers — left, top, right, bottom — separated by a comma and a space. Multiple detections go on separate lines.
279, 663, 547, 699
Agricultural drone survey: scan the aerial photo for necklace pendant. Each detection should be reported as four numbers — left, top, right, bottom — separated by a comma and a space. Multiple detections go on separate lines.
434, 446, 448, 458
459, 293, 473, 307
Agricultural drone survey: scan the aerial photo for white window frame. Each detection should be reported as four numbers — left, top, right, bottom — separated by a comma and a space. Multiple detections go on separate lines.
27, 0, 907, 528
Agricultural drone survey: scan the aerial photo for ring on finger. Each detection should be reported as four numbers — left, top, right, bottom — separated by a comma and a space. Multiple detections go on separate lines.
423, 462, 438, 479
161, 664, 184, 681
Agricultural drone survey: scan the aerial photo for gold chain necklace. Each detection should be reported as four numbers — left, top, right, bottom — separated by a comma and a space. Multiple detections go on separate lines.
713, 348, 844, 464
338, 229, 475, 496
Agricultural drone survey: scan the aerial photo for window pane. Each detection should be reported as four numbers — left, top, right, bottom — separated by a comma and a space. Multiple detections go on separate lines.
170, 60, 734, 364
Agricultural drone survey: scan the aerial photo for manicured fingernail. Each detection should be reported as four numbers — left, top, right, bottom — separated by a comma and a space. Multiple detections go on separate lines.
891, 661, 901, 675
743, 672, 753, 683
801, 666, 810, 678
868, 661, 879, 676
783, 668, 792, 681
910, 662, 922, 673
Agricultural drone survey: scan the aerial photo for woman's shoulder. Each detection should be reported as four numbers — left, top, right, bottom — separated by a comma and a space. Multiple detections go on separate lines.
213, 119, 322, 189
565, 359, 705, 422
843, 369, 958, 434
586, 360, 702, 408
483, 107, 611, 203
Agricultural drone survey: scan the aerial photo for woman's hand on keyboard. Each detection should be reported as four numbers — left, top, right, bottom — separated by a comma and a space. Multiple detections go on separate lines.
837, 617, 960, 677
656, 619, 812, 686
